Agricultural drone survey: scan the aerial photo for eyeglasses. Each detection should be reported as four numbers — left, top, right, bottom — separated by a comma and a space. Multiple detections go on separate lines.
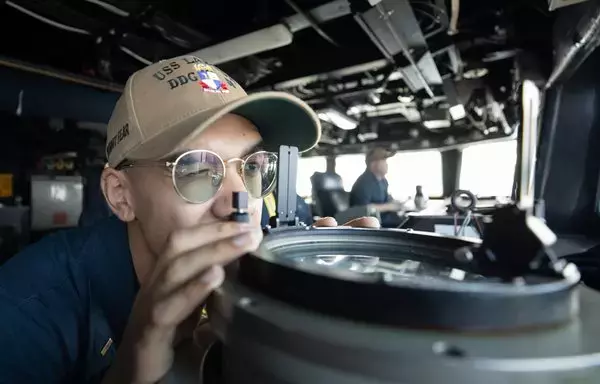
118, 150, 278, 204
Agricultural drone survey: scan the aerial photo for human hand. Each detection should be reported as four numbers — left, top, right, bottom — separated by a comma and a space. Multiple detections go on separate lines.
313, 216, 381, 228
391, 201, 407, 211
104, 221, 262, 384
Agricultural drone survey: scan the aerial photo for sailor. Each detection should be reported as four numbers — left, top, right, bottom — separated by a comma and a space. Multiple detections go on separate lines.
0, 56, 378, 383
350, 147, 405, 228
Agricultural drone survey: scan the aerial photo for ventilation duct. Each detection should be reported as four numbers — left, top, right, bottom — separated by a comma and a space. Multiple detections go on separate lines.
189, 0, 352, 65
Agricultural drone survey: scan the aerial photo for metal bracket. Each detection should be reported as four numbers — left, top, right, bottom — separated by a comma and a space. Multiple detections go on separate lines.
454, 204, 577, 282
269, 145, 300, 228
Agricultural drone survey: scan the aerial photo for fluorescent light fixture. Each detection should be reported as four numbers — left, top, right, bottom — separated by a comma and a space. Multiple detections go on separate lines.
318, 108, 358, 130
449, 104, 467, 120
423, 120, 451, 129
397, 95, 414, 103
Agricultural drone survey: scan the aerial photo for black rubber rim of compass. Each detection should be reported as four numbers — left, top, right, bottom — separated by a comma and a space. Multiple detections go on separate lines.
236, 227, 579, 332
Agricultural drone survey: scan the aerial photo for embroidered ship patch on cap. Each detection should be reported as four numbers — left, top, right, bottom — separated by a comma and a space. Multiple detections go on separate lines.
194, 64, 229, 93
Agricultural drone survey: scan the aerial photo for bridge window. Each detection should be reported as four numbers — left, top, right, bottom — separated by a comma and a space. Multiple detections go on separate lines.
335, 154, 367, 192
459, 140, 517, 198
387, 151, 444, 199
335, 151, 444, 199
297, 156, 327, 198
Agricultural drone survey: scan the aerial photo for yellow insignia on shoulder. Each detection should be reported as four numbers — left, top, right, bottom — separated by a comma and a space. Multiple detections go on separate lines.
100, 338, 113, 357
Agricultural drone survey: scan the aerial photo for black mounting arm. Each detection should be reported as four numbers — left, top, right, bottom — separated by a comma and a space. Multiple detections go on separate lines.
456, 204, 580, 282
269, 145, 300, 228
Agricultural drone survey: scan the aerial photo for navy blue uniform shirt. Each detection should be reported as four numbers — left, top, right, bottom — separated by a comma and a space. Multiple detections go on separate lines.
0, 216, 138, 383
350, 171, 402, 228
349, 170, 391, 207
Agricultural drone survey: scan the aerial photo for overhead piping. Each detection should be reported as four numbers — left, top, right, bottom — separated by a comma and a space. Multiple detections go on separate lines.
85, 0, 130, 17
189, 0, 351, 65
5, 0, 91, 35
5, 0, 155, 67
0, 56, 123, 93
268, 42, 454, 93
268, 59, 389, 91
9, 0, 351, 68
119, 46, 153, 66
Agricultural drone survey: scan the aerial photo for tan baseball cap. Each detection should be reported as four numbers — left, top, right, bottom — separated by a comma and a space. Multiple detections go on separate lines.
105, 55, 321, 167
366, 147, 395, 163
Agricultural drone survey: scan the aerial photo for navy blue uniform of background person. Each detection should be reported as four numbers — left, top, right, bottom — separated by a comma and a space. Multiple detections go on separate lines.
350, 147, 402, 228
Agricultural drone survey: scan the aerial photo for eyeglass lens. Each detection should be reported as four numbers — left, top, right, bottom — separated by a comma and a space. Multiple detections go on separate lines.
173, 150, 277, 203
